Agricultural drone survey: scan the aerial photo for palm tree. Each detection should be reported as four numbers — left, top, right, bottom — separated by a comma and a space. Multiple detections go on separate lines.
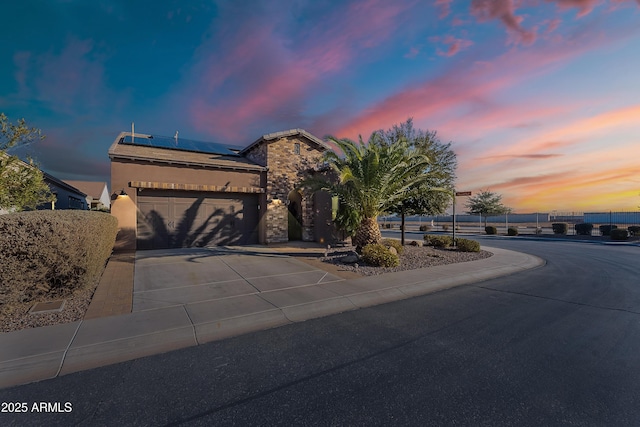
303, 130, 432, 251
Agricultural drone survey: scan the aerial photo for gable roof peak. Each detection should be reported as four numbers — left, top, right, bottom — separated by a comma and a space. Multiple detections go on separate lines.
240, 128, 329, 155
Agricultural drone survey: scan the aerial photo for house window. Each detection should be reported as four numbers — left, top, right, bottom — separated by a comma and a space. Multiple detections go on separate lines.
294, 143, 300, 155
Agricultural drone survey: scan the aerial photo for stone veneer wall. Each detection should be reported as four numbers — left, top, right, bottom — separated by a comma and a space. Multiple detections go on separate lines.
245, 135, 325, 243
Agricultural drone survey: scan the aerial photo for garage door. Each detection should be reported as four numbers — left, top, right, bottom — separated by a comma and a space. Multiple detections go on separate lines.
137, 190, 259, 249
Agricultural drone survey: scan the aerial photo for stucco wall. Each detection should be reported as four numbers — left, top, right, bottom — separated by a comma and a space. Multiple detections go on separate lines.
110, 158, 265, 250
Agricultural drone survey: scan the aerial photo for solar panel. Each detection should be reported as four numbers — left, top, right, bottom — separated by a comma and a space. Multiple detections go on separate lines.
120, 134, 239, 156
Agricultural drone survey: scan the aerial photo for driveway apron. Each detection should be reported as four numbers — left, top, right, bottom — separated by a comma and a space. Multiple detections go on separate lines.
133, 247, 345, 312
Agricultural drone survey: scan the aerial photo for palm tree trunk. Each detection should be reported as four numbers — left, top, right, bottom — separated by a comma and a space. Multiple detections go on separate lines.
352, 217, 382, 252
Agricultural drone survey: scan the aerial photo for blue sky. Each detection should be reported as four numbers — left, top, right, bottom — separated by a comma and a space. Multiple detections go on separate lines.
1, 0, 639, 211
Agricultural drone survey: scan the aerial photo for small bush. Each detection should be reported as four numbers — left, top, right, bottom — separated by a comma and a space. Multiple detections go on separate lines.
424, 234, 452, 248
599, 224, 618, 236
361, 243, 399, 267
485, 226, 497, 235
0, 211, 118, 314
535, 227, 543, 235
409, 240, 422, 247
574, 223, 594, 236
552, 223, 568, 235
381, 238, 404, 255
628, 226, 640, 236
507, 227, 518, 236
441, 224, 449, 231
455, 238, 480, 252
419, 225, 430, 232
610, 229, 629, 241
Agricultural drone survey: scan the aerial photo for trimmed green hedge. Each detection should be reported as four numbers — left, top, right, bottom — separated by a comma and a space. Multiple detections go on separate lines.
455, 238, 480, 252
424, 234, 453, 248
485, 226, 497, 235
552, 223, 568, 235
574, 223, 593, 236
361, 243, 399, 267
0, 210, 118, 313
628, 226, 640, 236
599, 224, 618, 236
610, 229, 628, 241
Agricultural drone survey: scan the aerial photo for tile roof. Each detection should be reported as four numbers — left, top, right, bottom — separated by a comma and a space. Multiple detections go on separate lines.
63, 180, 107, 199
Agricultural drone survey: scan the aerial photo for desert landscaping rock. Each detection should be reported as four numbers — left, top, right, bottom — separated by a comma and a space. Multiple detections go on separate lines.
323, 245, 492, 276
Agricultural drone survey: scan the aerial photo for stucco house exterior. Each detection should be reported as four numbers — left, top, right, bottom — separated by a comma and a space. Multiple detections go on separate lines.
108, 129, 335, 251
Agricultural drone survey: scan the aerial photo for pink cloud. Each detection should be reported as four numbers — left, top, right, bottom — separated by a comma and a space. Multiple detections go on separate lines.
435, 36, 474, 57
435, 0, 453, 18
404, 46, 421, 58
186, 0, 413, 141
548, 0, 599, 17
470, 0, 537, 45
333, 40, 593, 141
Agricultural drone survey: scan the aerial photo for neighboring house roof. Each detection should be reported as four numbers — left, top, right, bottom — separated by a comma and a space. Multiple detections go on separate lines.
108, 132, 266, 172
44, 172, 87, 197
63, 180, 107, 199
239, 129, 330, 155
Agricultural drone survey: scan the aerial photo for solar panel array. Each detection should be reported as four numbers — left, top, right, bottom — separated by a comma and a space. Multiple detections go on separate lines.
120, 134, 238, 156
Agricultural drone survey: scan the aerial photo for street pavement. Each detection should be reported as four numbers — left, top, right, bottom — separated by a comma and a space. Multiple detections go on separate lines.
1, 238, 638, 426
0, 244, 541, 390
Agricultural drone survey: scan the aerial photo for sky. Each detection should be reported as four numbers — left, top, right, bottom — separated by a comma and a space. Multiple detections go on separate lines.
1, 0, 639, 213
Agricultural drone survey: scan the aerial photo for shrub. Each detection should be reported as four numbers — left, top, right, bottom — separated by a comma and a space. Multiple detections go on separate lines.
574, 223, 594, 236
424, 234, 452, 248
409, 240, 422, 247
0, 211, 118, 314
552, 223, 568, 235
628, 226, 640, 236
419, 225, 430, 232
485, 226, 497, 235
441, 224, 449, 231
610, 229, 629, 241
599, 224, 618, 236
455, 238, 480, 252
381, 238, 404, 255
361, 243, 399, 267
507, 227, 518, 236
535, 227, 543, 235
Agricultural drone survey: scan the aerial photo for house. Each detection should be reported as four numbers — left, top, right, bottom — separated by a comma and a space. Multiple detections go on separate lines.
42, 173, 89, 210
64, 180, 111, 210
0, 151, 88, 212
108, 129, 335, 250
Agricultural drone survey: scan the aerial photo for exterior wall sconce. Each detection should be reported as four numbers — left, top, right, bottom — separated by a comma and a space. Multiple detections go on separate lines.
118, 189, 129, 198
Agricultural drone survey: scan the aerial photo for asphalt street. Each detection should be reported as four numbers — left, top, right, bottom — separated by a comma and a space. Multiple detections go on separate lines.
2, 237, 639, 426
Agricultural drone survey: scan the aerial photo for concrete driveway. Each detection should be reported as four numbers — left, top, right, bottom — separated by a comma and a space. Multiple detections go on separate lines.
133, 247, 345, 312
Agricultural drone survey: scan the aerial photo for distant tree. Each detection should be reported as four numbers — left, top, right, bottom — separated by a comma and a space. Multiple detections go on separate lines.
0, 114, 53, 211
382, 119, 457, 245
465, 190, 511, 226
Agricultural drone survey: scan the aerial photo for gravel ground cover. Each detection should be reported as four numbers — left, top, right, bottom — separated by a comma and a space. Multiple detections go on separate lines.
321, 244, 492, 276
0, 284, 97, 333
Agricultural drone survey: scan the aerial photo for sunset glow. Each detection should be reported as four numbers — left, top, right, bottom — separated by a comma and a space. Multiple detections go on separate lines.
1, 1, 639, 212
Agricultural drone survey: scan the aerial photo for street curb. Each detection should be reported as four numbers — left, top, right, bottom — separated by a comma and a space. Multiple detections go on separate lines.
0, 246, 543, 389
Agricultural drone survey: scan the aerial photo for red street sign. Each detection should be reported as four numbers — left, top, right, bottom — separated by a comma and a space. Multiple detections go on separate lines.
455, 191, 472, 196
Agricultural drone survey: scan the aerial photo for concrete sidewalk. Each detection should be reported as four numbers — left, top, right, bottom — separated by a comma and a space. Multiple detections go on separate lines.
0, 245, 543, 389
